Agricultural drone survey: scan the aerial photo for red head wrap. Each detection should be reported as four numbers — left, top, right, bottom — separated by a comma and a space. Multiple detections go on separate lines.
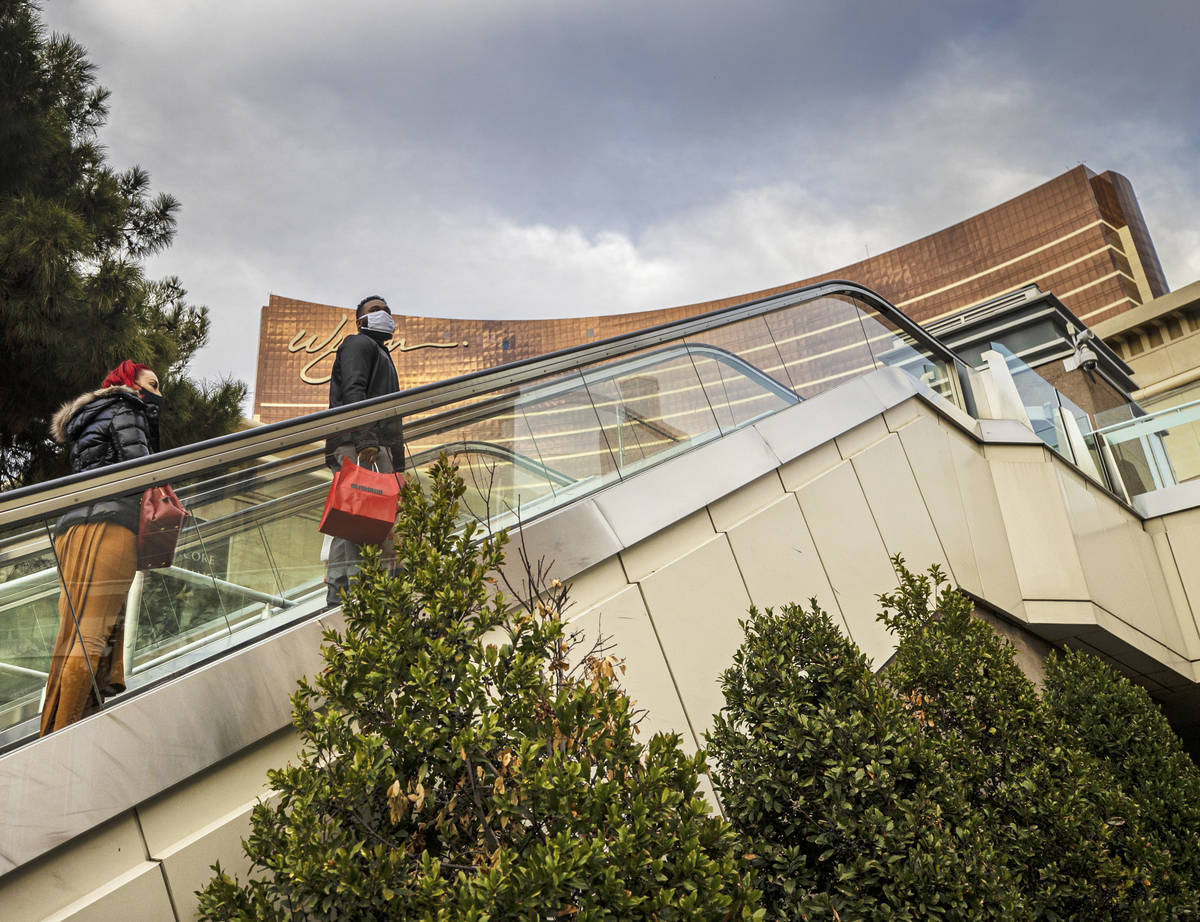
100, 360, 150, 390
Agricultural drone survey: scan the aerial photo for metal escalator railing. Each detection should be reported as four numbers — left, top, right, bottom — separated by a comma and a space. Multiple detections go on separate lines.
0, 281, 973, 748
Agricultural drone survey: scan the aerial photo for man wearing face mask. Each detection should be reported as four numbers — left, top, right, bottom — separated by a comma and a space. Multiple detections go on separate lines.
324, 295, 405, 606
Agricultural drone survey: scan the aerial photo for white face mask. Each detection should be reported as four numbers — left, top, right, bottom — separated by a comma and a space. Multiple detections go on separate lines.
362, 311, 395, 336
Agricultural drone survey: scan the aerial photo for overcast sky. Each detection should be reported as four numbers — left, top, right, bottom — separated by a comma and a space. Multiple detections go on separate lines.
42, 0, 1200, 401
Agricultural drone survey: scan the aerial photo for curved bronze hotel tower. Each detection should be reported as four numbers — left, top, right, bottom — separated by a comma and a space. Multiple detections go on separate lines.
254, 166, 1168, 424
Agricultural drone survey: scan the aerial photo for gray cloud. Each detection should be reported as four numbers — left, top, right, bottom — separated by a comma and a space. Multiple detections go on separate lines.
41, 0, 1200, 397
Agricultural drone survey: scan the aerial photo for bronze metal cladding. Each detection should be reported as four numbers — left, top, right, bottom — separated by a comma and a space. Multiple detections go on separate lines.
255, 167, 1168, 423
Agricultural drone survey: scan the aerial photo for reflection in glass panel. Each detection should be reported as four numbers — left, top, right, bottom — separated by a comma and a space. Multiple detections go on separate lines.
1135, 398, 1200, 487
1092, 403, 1140, 429
0, 519, 63, 740
1104, 436, 1165, 496
761, 295, 876, 399
515, 371, 616, 504
1091, 402, 1163, 497
684, 315, 798, 433
852, 297, 960, 406
123, 454, 332, 684
403, 382, 569, 523
581, 345, 722, 476
1056, 392, 1109, 485
987, 342, 1069, 458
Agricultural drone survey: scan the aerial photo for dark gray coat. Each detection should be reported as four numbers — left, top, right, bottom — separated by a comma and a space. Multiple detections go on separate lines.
325, 331, 404, 467
51, 385, 157, 534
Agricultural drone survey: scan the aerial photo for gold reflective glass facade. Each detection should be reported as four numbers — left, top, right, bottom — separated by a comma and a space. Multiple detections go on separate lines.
255, 166, 1168, 424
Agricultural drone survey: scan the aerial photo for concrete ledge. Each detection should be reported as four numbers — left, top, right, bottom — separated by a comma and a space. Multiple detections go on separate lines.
1135, 479, 1200, 518
595, 426, 781, 549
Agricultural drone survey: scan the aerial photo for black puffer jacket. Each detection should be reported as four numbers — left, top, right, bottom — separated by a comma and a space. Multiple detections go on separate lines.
325, 330, 404, 467
51, 385, 158, 534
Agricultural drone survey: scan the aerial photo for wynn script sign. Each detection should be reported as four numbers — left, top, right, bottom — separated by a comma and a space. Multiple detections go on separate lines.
288, 318, 468, 385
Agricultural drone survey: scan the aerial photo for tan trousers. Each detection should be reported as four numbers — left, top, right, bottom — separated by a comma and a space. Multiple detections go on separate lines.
40, 522, 137, 736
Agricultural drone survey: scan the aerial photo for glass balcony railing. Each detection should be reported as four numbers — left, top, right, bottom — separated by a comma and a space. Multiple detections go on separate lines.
1091, 401, 1200, 496
978, 342, 1188, 503
0, 282, 972, 747
983, 343, 1111, 480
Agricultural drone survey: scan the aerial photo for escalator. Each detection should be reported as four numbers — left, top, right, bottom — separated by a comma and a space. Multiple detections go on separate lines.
0, 282, 972, 751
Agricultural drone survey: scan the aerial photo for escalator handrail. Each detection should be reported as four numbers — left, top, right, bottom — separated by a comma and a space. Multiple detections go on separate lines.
0, 281, 967, 528
1, 338, 791, 554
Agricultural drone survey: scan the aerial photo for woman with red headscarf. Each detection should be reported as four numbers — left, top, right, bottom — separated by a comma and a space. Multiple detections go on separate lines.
40, 360, 163, 734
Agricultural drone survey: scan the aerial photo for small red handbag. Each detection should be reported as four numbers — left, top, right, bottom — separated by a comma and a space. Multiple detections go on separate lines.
137, 485, 189, 570
319, 457, 403, 545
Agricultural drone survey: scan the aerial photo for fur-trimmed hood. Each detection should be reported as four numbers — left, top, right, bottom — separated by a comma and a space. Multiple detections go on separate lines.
50, 385, 141, 444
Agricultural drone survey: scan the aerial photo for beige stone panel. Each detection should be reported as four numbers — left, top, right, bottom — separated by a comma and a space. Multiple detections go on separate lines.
793, 461, 899, 666
138, 728, 299, 859
944, 429, 1024, 617
618, 509, 714, 583
987, 449, 1089, 603
834, 417, 890, 460
156, 802, 257, 922
882, 397, 925, 433
1128, 348, 1175, 384
777, 442, 842, 492
850, 433, 950, 577
1022, 599, 1098, 637
982, 442, 1048, 466
725, 494, 840, 622
1160, 507, 1200, 653
568, 584, 699, 753
1129, 521, 1190, 658
895, 415, 981, 595
1055, 471, 1146, 621
636, 534, 752, 741
1060, 474, 1190, 662
1147, 523, 1200, 660
47, 863, 175, 922
0, 814, 146, 922
563, 557, 631, 612
707, 471, 786, 533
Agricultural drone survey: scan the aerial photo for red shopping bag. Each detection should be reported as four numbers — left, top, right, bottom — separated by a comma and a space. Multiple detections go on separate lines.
318, 457, 403, 545
137, 485, 189, 570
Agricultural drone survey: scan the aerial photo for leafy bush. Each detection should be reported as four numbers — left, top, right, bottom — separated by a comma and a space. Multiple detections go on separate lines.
712, 557, 1199, 920
197, 457, 759, 921
1044, 648, 1200, 912
878, 558, 1186, 921
708, 598, 1018, 920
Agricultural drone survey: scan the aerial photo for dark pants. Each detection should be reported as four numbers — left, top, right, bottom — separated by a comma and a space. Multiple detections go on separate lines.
326, 445, 397, 606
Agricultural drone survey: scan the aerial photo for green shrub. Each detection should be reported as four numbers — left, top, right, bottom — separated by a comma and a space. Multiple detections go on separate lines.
707, 598, 1018, 920
1045, 648, 1200, 913
879, 559, 1182, 921
712, 557, 1197, 920
196, 457, 759, 921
